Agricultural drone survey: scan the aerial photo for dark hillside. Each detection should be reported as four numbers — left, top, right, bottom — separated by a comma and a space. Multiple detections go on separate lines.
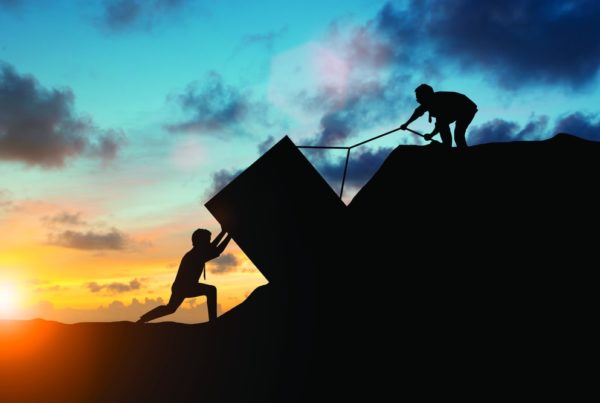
1, 134, 595, 402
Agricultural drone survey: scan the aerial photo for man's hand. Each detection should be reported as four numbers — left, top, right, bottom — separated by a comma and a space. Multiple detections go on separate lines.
400, 123, 408, 131
424, 133, 434, 141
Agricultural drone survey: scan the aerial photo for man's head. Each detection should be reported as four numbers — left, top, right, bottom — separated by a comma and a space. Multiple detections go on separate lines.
192, 229, 211, 247
415, 84, 434, 104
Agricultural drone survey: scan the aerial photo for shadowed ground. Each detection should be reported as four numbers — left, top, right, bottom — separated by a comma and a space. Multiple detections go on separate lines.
1, 134, 596, 402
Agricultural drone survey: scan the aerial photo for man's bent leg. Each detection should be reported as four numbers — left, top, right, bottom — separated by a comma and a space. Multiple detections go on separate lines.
439, 125, 452, 148
190, 283, 218, 322
138, 292, 185, 323
454, 110, 476, 148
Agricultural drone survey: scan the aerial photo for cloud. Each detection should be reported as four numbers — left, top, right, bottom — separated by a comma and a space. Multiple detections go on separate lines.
42, 211, 86, 226
85, 278, 142, 294
238, 27, 287, 51
166, 71, 263, 135
34, 285, 67, 293
0, 63, 123, 167
316, 146, 393, 192
21, 297, 222, 323
49, 228, 128, 250
290, 23, 411, 148
468, 116, 549, 144
99, 0, 190, 32
304, 72, 408, 147
376, 0, 600, 89
553, 112, 600, 141
89, 129, 126, 161
257, 135, 276, 154
204, 168, 242, 200
467, 113, 600, 145
208, 253, 239, 274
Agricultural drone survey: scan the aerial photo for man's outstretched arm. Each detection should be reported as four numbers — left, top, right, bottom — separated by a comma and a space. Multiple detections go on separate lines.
215, 233, 232, 255
400, 105, 426, 130
211, 229, 227, 247
210, 228, 232, 254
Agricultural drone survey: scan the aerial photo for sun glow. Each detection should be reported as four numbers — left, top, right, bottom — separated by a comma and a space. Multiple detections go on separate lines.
0, 284, 19, 318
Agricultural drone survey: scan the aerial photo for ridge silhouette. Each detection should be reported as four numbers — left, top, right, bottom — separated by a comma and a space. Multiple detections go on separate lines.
1, 133, 597, 402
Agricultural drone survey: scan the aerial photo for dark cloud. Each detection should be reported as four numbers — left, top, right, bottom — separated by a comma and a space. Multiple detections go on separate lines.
166, 71, 260, 135
553, 112, 600, 141
90, 129, 126, 162
204, 168, 242, 200
308, 77, 409, 147
0, 63, 123, 167
100, 0, 190, 32
85, 278, 141, 294
316, 146, 393, 192
376, 0, 600, 89
316, 112, 355, 147
42, 211, 86, 226
208, 253, 239, 274
468, 116, 549, 144
50, 228, 127, 250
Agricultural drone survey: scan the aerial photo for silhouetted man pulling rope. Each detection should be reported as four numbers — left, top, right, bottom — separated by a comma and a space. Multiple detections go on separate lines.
400, 84, 477, 148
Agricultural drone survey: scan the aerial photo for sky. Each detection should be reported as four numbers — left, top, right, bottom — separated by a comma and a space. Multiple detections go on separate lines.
1, 0, 600, 323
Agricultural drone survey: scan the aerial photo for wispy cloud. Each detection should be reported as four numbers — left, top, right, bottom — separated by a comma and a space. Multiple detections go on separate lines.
208, 253, 239, 274
41, 211, 86, 226
49, 228, 128, 250
165, 71, 264, 136
85, 278, 142, 294
34, 284, 67, 293
99, 0, 191, 32
204, 168, 242, 200
238, 27, 287, 51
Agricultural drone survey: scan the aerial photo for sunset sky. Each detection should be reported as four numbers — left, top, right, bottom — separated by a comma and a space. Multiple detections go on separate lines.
1, 0, 600, 323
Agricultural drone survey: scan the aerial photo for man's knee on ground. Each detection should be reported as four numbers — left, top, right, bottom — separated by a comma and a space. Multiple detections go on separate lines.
165, 302, 179, 314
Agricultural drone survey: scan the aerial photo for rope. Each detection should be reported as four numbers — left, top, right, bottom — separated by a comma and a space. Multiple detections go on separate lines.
298, 127, 430, 199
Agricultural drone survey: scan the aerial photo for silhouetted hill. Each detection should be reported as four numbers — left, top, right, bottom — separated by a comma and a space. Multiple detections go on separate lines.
1, 133, 596, 402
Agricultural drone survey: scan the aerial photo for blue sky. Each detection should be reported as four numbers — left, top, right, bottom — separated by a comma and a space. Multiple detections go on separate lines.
1, 0, 600, 322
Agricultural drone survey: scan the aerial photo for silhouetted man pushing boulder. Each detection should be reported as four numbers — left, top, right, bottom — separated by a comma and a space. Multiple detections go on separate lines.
138, 228, 232, 323
400, 84, 477, 148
